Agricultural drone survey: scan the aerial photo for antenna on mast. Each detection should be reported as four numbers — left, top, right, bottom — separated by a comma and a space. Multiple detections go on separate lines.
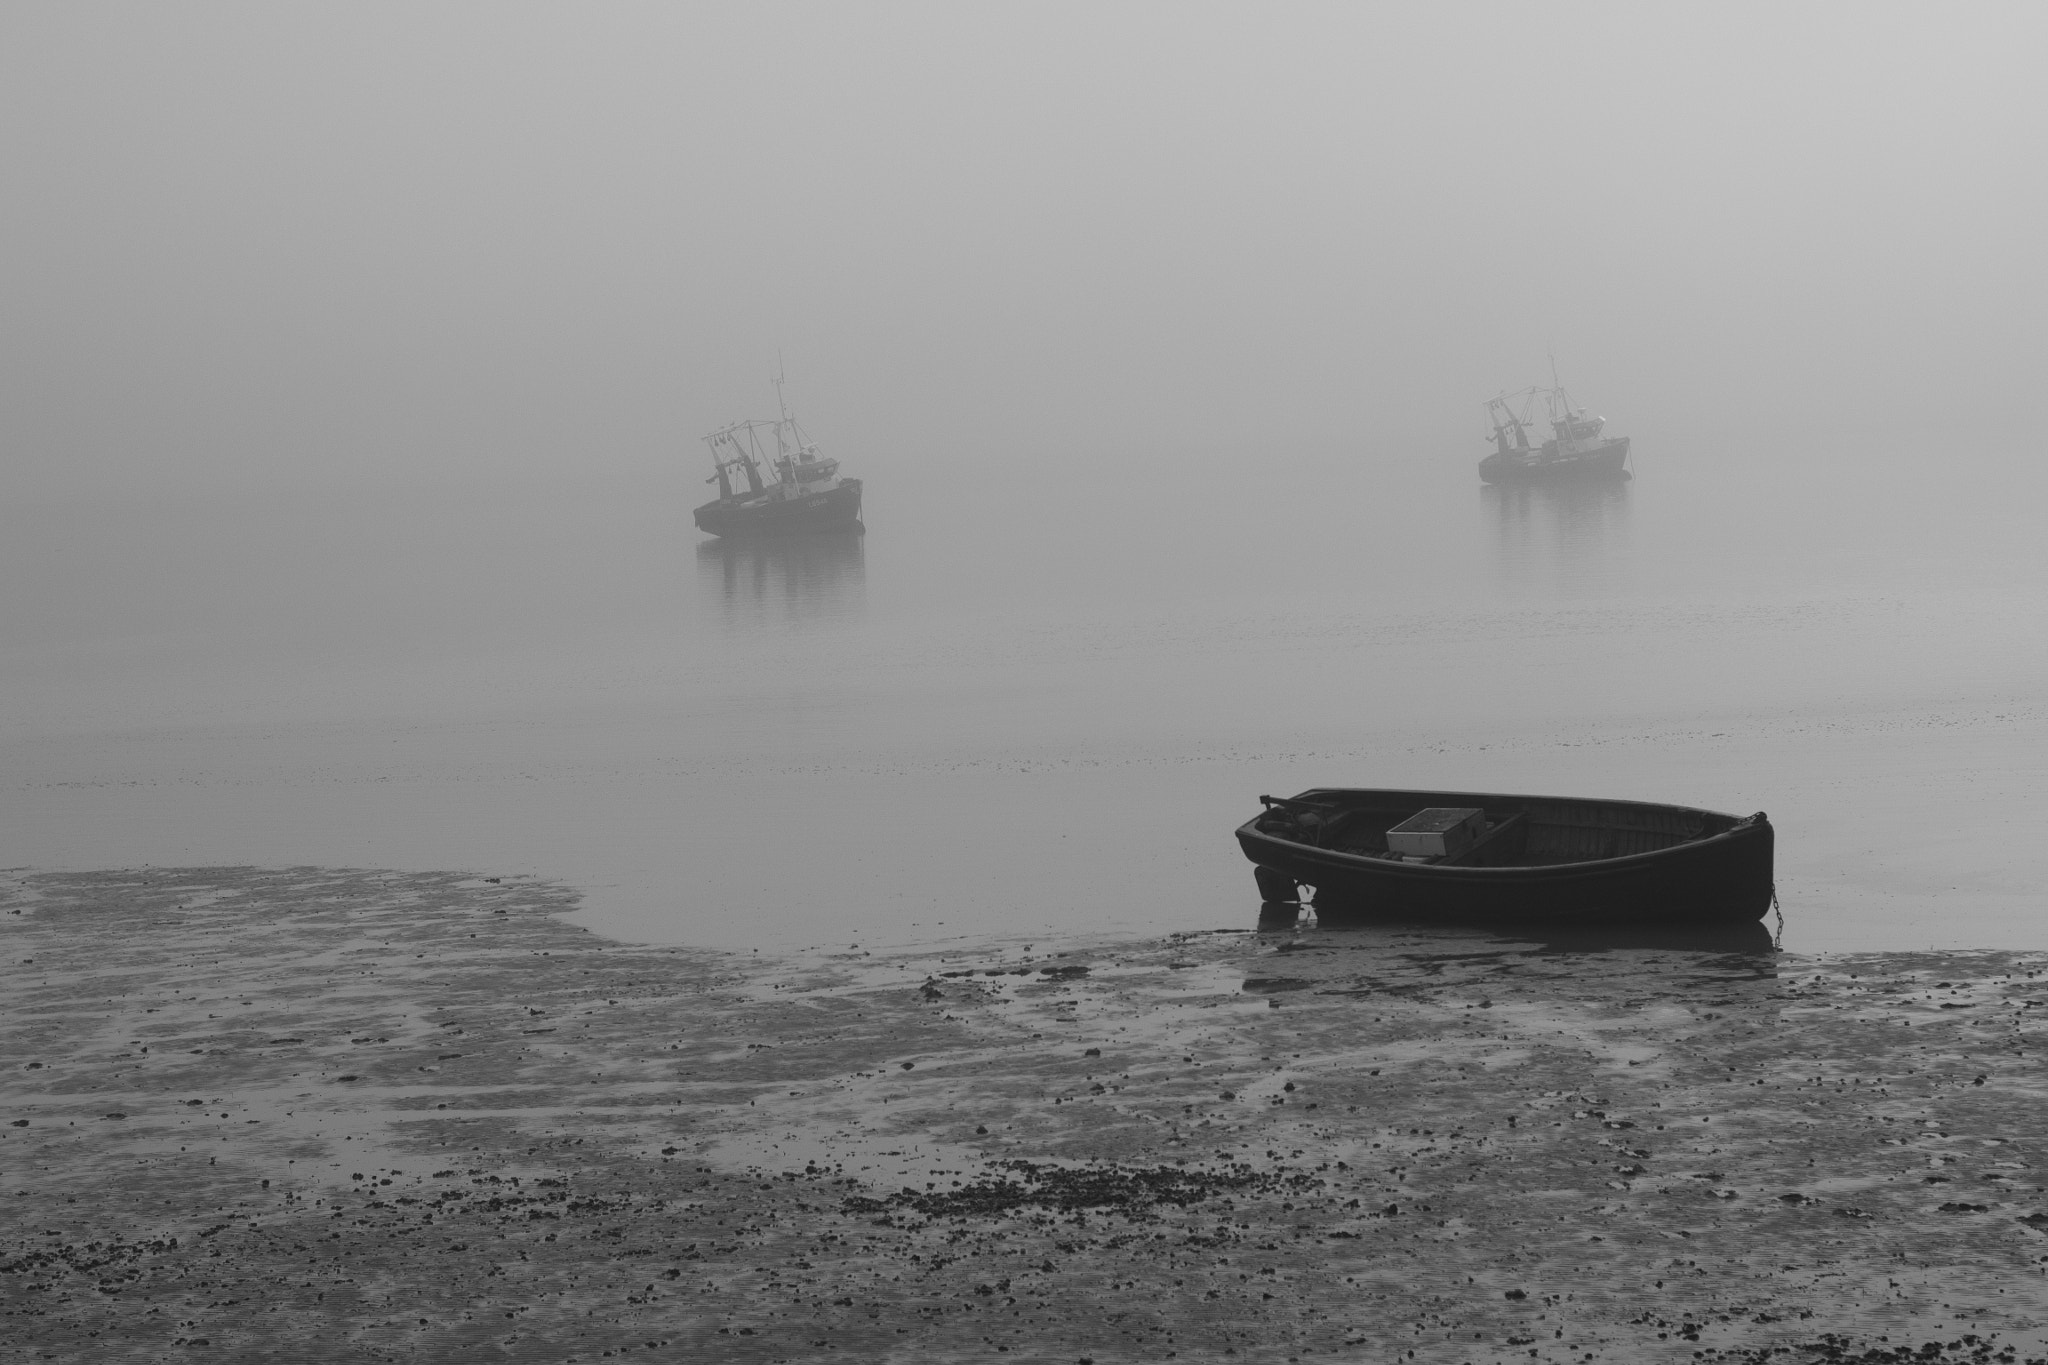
769, 352, 794, 460
773, 350, 792, 423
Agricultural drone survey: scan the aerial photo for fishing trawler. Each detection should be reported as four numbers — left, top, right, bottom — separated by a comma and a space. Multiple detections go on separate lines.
1478, 377, 1630, 483
693, 374, 864, 537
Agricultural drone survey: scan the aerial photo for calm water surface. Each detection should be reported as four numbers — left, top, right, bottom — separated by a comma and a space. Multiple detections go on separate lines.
5, 437, 2045, 953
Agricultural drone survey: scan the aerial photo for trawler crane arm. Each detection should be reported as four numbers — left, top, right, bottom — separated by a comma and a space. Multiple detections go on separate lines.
1484, 389, 1536, 451
702, 424, 768, 495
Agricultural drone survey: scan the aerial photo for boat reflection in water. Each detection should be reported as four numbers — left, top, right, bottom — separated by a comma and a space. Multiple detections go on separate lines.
695, 529, 866, 629
1254, 902, 1777, 961
1484, 472, 1632, 595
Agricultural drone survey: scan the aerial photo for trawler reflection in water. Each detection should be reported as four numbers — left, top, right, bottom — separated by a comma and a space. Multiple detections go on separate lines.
1484, 474, 1632, 592
696, 531, 866, 627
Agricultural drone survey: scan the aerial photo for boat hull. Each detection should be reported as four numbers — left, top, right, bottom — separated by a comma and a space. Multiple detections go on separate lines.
1479, 437, 1630, 483
694, 479, 864, 538
1236, 787, 1773, 927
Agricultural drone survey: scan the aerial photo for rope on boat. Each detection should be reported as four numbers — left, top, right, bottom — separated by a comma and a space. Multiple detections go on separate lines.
1771, 884, 1783, 949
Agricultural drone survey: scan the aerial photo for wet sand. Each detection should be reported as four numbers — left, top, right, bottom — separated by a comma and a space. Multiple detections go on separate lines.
4, 868, 2048, 1363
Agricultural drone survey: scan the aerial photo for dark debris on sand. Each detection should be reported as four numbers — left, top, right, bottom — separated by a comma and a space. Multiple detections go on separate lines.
4, 867, 2048, 1362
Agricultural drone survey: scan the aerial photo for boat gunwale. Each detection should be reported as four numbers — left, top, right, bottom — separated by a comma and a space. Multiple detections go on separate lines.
1235, 786, 1766, 881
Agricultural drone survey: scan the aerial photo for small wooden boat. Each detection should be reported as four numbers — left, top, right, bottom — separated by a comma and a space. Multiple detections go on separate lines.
1237, 788, 1773, 926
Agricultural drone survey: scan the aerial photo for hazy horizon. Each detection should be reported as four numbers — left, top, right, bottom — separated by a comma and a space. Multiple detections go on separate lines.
5, 3, 2046, 505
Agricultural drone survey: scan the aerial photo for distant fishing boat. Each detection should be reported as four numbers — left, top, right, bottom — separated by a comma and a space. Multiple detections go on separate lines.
1238, 788, 1773, 926
693, 371, 864, 537
1478, 373, 1630, 483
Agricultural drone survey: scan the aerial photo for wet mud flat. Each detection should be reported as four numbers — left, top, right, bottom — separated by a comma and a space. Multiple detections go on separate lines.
4, 869, 2048, 1364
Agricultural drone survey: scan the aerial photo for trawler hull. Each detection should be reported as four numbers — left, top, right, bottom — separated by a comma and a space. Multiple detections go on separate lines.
693, 479, 864, 538
1479, 437, 1629, 483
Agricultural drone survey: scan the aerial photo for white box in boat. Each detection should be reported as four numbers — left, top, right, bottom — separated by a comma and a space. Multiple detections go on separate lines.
1385, 807, 1486, 858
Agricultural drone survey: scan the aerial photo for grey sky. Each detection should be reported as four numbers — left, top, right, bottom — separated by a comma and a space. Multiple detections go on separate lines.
4, 3, 2044, 498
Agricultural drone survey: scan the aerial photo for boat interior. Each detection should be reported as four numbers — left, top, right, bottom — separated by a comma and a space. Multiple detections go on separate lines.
1255, 791, 1736, 868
